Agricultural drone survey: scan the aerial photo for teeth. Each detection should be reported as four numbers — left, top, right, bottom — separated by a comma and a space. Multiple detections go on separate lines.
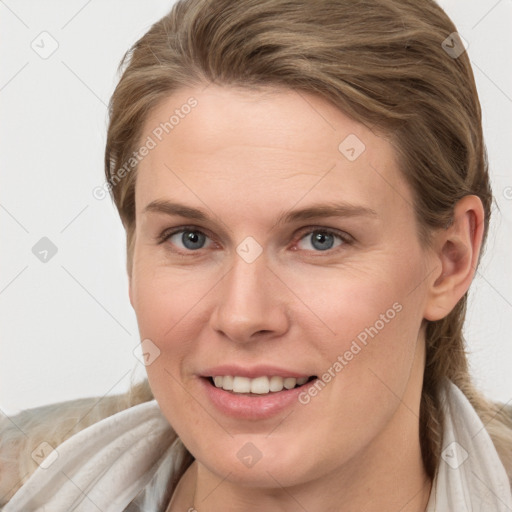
283, 377, 296, 390
212, 375, 311, 394
222, 375, 234, 390
251, 376, 269, 394
232, 376, 251, 393
269, 376, 284, 392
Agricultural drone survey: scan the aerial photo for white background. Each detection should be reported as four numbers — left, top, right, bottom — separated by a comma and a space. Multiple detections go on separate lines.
1, 0, 511, 415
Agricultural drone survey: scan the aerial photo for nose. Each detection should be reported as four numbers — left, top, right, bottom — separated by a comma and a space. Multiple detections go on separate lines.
209, 250, 290, 344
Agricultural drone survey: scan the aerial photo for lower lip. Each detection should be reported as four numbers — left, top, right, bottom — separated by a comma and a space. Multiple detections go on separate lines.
199, 377, 315, 420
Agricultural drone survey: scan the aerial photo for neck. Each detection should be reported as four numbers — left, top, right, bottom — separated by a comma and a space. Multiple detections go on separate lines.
168, 407, 432, 512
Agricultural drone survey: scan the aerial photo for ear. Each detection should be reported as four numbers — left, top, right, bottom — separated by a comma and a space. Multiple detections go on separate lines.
423, 195, 485, 321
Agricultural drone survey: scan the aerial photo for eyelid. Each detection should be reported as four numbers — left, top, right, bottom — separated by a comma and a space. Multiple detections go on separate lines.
156, 225, 215, 246
294, 225, 354, 244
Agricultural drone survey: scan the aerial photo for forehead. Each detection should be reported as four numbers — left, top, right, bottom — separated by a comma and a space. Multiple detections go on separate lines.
135, 85, 414, 224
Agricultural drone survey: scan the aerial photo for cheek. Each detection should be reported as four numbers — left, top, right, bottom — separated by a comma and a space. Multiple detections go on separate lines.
130, 258, 213, 342
129, 259, 226, 418
292, 266, 426, 456
294, 259, 422, 338
304, 257, 426, 384
131, 265, 209, 429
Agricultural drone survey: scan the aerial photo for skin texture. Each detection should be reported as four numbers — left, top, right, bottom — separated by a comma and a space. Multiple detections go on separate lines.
128, 84, 484, 511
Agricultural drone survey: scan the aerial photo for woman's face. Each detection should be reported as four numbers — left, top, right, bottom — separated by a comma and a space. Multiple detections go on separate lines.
129, 85, 436, 490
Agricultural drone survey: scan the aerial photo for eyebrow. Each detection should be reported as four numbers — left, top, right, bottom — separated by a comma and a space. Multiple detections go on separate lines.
143, 200, 377, 226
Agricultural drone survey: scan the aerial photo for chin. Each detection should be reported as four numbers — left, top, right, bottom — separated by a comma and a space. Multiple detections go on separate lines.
192, 435, 322, 489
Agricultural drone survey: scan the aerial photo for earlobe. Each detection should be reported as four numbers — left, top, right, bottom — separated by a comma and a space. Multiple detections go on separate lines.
423, 195, 485, 321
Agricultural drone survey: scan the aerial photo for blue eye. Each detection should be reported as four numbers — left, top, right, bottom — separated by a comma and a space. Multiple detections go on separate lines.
158, 226, 350, 255
297, 229, 345, 252
166, 229, 211, 251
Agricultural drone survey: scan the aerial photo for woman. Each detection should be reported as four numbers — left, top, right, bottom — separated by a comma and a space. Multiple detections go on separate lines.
2, 0, 512, 510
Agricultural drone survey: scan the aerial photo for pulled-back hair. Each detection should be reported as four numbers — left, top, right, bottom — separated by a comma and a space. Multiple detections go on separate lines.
103, 0, 512, 485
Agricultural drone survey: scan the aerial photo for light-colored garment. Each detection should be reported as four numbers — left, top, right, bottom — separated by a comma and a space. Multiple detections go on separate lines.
2, 399, 177, 511
425, 379, 512, 511
4, 378, 512, 511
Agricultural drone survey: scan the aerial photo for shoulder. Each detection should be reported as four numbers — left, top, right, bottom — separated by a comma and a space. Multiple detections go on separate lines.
0, 379, 153, 506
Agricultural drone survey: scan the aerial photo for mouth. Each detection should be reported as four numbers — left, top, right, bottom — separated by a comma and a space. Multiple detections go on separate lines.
205, 375, 318, 396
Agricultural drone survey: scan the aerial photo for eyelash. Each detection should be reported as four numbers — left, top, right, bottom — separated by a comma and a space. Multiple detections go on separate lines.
156, 225, 353, 256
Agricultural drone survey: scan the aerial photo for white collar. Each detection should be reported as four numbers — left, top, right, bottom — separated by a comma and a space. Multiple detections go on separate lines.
425, 377, 512, 511
5, 379, 511, 511
3, 398, 175, 511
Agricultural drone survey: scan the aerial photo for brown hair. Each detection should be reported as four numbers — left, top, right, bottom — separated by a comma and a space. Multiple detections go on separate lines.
104, 0, 512, 485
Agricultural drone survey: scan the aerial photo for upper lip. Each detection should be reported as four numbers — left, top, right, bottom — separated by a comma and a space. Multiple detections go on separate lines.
200, 365, 314, 379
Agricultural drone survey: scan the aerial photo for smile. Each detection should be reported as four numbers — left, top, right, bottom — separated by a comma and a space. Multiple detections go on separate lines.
210, 375, 316, 394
